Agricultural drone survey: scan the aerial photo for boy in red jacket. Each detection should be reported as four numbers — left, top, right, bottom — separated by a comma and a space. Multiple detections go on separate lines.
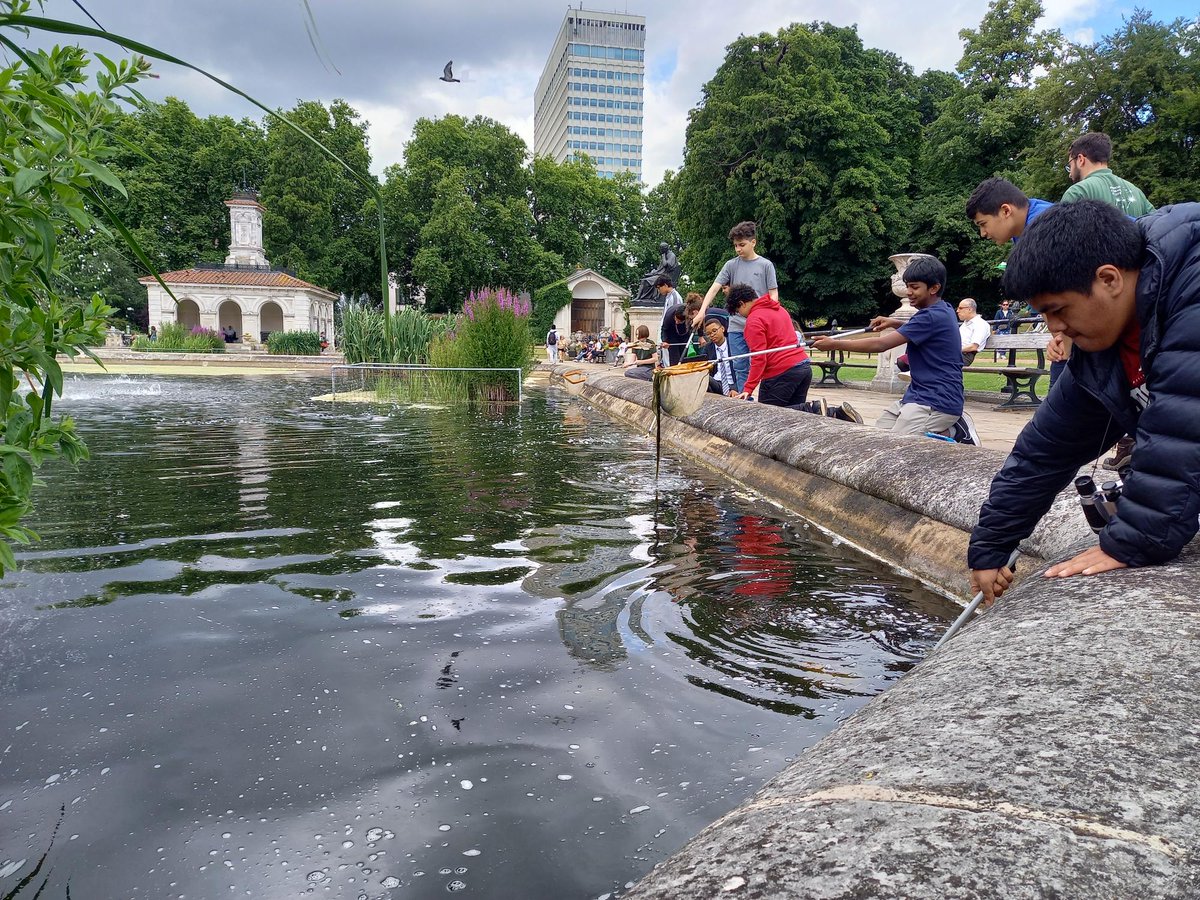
729, 283, 813, 408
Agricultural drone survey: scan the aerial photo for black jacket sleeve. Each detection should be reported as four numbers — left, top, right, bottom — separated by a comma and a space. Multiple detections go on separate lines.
1100, 299, 1200, 565
967, 369, 1120, 570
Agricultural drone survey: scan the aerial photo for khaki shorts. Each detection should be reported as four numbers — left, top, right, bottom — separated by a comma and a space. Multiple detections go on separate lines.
875, 400, 960, 437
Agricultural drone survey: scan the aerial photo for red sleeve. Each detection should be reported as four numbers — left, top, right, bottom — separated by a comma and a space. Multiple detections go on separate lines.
742, 315, 767, 394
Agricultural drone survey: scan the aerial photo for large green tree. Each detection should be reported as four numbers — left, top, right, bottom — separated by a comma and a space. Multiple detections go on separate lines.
905, 0, 1062, 304
108, 97, 267, 273
261, 99, 379, 298
390, 115, 563, 312
1023, 12, 1200, 206
674, 22, 920, 321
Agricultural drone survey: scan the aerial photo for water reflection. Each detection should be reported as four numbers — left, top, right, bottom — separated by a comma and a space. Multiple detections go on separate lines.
0, 374, 956, 900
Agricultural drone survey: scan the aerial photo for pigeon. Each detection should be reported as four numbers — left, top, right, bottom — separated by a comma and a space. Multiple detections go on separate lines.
440, 61, 461, 83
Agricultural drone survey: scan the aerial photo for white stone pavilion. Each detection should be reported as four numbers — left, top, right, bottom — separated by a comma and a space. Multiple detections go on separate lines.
141, 191, 336, 346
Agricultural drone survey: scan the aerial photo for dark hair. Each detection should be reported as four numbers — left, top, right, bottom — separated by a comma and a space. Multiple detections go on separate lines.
1069, 132, 1112, 165
654, 274, 674, 288
684, 296, 702, 315
1002, 201, 1143, 302
635, 324, 650, 339
966, 177, 1030, 218
902, 257, 947, 294
726, 283, 758, 309
728, 221, 757, 241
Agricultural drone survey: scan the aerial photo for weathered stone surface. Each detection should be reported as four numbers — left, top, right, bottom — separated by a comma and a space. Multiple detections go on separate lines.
625, 553, 1200, 898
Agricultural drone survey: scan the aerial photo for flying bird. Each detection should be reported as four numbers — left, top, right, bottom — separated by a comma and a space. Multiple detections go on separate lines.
440, 61, 461, 83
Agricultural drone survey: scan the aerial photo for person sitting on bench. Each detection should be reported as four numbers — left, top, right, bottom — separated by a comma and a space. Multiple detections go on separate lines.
956, 298, 991, 366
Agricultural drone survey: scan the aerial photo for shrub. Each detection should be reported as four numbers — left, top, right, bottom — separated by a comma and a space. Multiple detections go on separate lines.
451, 288, 533, 401
267, 330, 322, 355
131, 322, 224, 353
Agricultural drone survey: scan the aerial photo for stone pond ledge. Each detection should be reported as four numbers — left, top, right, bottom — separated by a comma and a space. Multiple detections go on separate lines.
548, 365, 1200, 898
624, 556, 1200, 899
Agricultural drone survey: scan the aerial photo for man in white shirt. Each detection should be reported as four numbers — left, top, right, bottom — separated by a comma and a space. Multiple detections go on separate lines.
957, 298, 991, 366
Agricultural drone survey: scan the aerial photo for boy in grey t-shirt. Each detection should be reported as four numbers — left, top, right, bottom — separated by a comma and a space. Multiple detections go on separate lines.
693, 220, 779, 386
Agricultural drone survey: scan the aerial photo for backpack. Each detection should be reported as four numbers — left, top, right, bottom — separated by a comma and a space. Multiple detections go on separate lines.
547, 329, 557, 346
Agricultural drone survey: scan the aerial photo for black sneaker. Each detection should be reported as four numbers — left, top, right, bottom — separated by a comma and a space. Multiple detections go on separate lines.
838, 402, 863, 424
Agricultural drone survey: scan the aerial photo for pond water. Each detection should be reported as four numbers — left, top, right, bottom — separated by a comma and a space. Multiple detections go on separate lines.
0, 374, 957, 899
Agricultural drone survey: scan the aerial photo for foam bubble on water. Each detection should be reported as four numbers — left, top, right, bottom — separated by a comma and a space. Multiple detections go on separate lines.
556, 774, 573, 781
459, 780, 473, 790
44, 774, 60, 784
723, 875, 747, 891
222, 832, 232, 839
365, 828, 384, 842
380, 875, 400, 888
628, 805, 650, 815
306, 871, 328, 883
342, 840, 354, 849
447, 881, 467, 892
438, 824, 451, 832
0, 801, 11, 811
461, 849, 480, 857
568, 744, 580, 750
0, 860, 27, 878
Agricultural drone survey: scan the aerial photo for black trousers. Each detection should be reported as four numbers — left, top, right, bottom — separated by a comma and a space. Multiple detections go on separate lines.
757, 363, 812, 409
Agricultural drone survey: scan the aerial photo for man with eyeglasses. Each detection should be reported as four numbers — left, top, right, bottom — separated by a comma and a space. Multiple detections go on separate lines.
956, 298, 991, 366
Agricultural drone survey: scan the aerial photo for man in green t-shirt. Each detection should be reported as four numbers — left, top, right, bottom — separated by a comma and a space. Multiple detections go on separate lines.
1063, 132, 1154, 217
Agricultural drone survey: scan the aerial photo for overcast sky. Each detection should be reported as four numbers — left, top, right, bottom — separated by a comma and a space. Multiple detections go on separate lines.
36, 0, 1197, 186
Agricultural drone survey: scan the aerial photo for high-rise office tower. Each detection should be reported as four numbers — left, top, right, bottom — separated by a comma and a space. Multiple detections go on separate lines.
534, 7, 645, 181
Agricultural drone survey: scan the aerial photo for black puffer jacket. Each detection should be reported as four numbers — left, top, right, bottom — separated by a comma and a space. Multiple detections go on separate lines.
969, 203, 1200, 570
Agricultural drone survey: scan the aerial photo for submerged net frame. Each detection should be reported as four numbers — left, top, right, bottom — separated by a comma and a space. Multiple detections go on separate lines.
330, 363, 524, 404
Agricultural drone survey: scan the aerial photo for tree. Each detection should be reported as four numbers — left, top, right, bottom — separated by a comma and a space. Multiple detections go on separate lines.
0, 10, 148, 574
906, 0, 1062, 303
1024, 12, 1200, 206
261, 99, 379, 297
395, 115, 565, 311
108, 98, 267, 272
674, 22, 920, 321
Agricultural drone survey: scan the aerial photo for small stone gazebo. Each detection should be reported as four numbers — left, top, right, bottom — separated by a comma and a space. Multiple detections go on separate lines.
549, 268, 631, 337
141, 191, 336, 347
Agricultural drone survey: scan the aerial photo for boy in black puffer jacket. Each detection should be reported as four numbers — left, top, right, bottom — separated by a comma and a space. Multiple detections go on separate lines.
970, 200, 1200, 604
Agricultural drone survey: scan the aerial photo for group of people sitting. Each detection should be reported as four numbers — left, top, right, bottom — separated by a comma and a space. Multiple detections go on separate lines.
568, 331, 622, 363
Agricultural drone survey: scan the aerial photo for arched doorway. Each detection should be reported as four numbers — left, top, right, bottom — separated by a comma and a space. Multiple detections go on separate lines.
177, 298, 201, 330
570, 279, 606, 335
260, 301, 284, 342
218, 300, 243, 342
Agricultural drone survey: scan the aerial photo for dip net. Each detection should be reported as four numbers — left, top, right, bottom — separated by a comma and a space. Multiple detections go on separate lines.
321, 364, 524, 405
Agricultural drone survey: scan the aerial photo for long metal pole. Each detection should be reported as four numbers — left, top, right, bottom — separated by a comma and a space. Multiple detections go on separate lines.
719, 328, 870, 365
933, 549, 1021, 650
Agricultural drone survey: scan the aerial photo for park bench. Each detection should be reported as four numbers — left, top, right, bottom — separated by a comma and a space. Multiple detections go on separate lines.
969, 331, 1052, 409
813, 355, 876, 386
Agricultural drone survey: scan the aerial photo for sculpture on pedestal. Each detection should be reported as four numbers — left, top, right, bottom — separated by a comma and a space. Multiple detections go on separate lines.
872, 252, 935, 388
633, 243, 681, 304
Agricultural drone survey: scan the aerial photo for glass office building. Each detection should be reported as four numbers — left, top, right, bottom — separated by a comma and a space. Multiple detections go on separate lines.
534, 8, 645, 181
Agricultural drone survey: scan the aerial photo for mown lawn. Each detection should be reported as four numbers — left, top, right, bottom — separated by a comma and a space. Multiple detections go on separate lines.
826, 351, 1046, 395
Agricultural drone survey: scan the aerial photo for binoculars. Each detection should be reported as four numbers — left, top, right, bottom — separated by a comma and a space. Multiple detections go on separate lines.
1074, 475, 1123, 534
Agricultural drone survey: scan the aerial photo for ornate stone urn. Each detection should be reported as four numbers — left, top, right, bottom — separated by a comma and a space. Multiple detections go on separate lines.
872, 252, 936, 388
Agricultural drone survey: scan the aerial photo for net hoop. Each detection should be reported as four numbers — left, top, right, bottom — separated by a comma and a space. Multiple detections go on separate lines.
654, 359, 712, 418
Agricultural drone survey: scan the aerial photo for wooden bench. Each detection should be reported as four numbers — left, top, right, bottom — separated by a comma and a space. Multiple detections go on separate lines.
968, 331, 1052, 409
814, 357, 876, 386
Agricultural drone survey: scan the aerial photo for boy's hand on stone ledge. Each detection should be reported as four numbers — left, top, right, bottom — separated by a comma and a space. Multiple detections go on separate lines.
970, 565, 1014, 607
1044, 546, 1127, 578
